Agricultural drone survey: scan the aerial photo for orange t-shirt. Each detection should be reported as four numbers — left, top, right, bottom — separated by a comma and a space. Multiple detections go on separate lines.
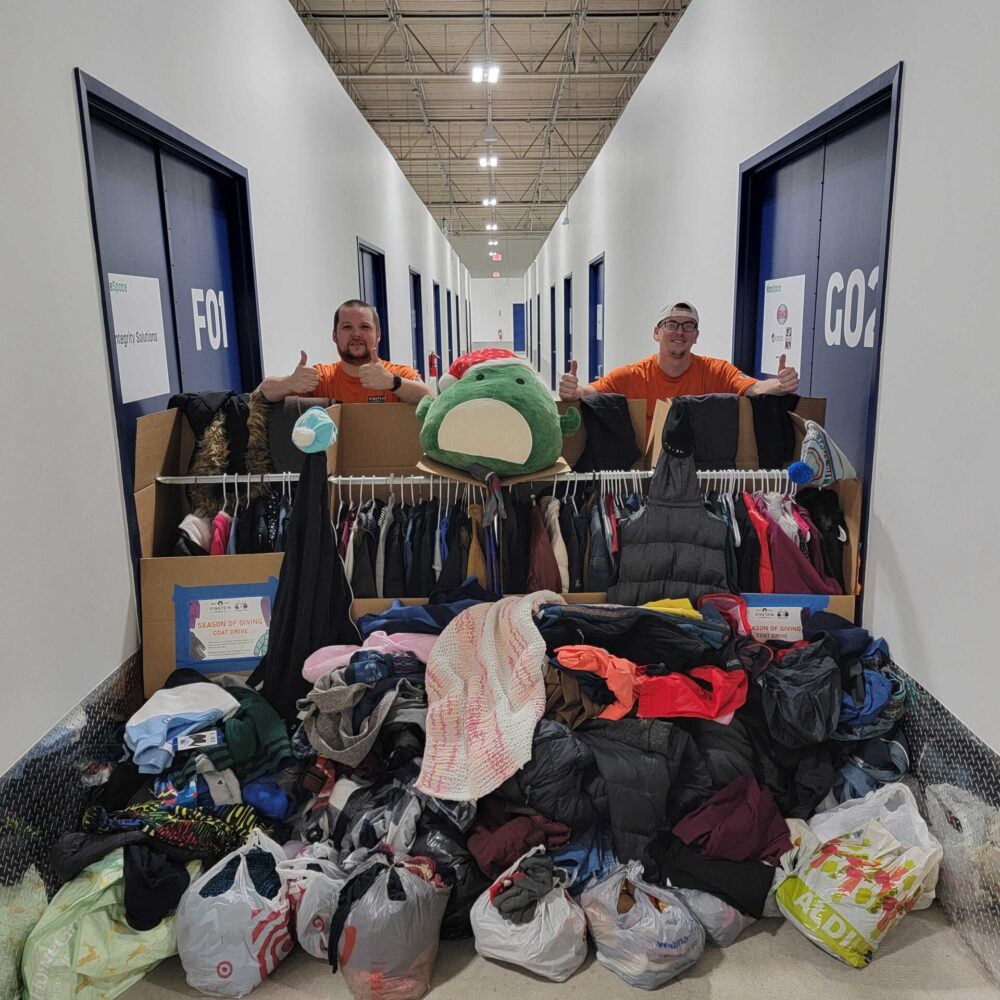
592, 353, 757, 438
309, 360, 422, 404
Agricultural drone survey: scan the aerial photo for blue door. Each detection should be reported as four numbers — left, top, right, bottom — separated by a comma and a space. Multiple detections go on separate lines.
527, 300, 532, 361
513, 303, 526, 352
588, 255, 605, 381
536, 293, 541, 371
446, 290, 454, 365
750, 110, 891, 483
432, 282, 442, 371
409, 269, 425, 377
91, 119, 182, 492
80, 75, 262, 570
563, 274, 573, 372
161, 153, 243, 392
358, 241, 391, 360
549, 285, 557, 389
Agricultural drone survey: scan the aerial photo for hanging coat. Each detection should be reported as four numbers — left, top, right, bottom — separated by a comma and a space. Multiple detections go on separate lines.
248, 451, 360, 720
608, 398, 731, 605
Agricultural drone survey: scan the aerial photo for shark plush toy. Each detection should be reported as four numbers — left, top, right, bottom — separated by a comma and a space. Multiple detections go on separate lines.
415, 348, 580, 477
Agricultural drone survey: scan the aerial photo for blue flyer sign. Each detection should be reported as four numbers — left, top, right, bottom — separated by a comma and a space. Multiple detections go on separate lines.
172, 578, 279, 673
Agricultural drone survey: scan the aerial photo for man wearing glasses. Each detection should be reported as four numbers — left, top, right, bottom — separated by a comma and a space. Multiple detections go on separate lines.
558, 301, 799, 439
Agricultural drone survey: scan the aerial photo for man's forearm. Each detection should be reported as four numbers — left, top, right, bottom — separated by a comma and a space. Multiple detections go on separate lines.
579, 383, 599, 398
259, 374, 292, 402
395, 377, 433, 403
745, 378, 779, 397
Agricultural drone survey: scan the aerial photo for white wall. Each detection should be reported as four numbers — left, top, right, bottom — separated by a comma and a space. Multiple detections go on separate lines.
470, 277, 524, 352
0, 0, 467, 772
528, 0, 1000, 750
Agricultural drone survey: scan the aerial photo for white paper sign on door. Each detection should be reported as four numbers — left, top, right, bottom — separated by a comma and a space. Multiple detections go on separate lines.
108, 273, 170, 403
596, 303, 604, 341
761, 274, 805, 375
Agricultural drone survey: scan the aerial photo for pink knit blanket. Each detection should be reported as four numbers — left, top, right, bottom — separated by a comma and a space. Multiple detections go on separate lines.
416, 591, 563, 801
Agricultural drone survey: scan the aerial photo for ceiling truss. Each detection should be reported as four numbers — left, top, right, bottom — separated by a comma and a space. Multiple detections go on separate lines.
292, 0, 689, 275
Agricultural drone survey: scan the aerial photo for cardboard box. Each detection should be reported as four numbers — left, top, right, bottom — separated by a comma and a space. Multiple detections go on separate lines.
136, 390, 860, 695
646, 395, 827, 467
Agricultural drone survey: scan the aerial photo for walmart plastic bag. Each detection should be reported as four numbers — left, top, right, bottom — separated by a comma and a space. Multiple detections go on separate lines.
279, 855, 348, 960
582, 862, 705, 989
924, 783, 1000, 910
333, 856, 450, 1000
776, 818, 941, 968
21, 849, 196, 1000
671, 888, 756, 947
471, 848, 587, 982
176, 830, 293, 997
809, 783, 940, 908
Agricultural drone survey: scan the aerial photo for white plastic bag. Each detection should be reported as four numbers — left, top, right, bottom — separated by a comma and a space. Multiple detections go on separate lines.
924, 783, 1000, 910
776, 818, 942, 968
176, 830, 293, 997
808, 783, 941, 908
471, 848, 587, 982
582, 862, 705, 989
670, 888, 755, 947
335, 857, 450, 1000
279, 856, 348, 960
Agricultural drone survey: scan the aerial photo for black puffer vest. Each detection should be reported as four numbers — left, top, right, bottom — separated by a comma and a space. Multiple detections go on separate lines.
608, 397, 731, 604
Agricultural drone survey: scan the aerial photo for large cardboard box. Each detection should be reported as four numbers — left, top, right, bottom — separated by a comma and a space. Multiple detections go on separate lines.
137, 393, 859, 694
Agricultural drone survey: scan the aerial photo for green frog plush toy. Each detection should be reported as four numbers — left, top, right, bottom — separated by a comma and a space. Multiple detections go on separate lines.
415, 348, 580, 477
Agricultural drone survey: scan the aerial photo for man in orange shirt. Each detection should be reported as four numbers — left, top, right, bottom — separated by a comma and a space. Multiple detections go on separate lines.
259, 299, 431, 405
558, 301, 799, 439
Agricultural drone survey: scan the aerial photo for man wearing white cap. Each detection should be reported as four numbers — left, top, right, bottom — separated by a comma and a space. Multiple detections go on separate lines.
558, 301, 799, 439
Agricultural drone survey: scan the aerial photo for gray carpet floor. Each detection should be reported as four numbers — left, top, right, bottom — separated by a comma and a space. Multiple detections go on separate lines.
124, 904, 998, 999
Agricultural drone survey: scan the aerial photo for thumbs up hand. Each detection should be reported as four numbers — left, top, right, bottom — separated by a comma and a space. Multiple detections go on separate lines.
774, 353, 800, 394
559, 359, 581, 401
286, 350, 320, 395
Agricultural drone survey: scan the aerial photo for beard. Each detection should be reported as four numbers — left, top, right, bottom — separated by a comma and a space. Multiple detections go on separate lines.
337, 340, 375, 365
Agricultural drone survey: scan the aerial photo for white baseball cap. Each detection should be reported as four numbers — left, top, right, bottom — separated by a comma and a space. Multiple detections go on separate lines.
656, 301, 700, 326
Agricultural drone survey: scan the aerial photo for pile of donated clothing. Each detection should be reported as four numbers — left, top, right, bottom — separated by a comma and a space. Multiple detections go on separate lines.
18, 420, 946, 999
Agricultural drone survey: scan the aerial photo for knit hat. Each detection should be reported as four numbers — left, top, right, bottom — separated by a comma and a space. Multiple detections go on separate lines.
656, 301, 700, 326
663, 399, 695, 457
292, 406, 338, 453
438, 348, 537, 391
788, 420, 857, 486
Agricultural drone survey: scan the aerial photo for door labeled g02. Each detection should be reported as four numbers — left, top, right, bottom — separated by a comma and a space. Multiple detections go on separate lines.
735, 67, 901, 492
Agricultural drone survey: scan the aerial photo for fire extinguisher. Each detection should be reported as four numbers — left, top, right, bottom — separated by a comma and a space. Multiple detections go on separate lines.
428, 351, 438, 380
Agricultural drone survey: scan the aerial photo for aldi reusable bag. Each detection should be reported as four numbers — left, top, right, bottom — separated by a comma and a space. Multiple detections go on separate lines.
776, 818, 941, 968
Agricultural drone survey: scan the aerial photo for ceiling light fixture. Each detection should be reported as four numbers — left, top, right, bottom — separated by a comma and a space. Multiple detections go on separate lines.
478, 154, 498, 169
471, 64, 484, 83
480, 196, 496, 207
488, 239, 498, 246
487, 64, 500, 84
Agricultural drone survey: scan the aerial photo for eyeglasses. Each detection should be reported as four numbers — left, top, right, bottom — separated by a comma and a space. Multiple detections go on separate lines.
659, 320, 697, 333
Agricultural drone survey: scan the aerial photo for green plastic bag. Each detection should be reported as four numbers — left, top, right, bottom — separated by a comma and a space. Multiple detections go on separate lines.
0, 866, 47, 1000
21, 849, 199, 999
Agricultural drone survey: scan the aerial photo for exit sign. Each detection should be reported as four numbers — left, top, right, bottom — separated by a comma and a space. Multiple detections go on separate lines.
491, 253, 502, 261
492, 271, 500, 278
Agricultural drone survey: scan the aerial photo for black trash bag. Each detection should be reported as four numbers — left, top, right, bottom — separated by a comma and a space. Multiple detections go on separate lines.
412, 818, 489, 939
754, 634, 842, 748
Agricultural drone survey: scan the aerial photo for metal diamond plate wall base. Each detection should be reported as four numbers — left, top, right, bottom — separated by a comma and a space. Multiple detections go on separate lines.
903, 673, 1000, 987
0, 655, 141, 993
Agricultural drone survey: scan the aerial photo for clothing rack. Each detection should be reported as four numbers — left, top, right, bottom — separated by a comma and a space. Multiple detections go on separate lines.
157, 468, 798, 490
157, 473, 300, 485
